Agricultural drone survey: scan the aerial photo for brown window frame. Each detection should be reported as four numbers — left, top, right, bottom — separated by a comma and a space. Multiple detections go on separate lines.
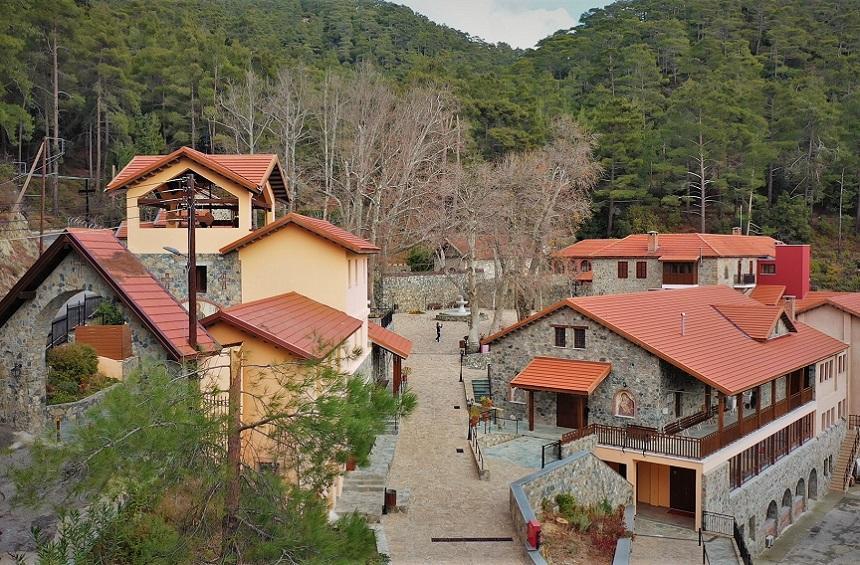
195, 265, 208, 294
636, 261, 647, 279
554, 326, 566, 347
573, 327, 586, 349
761, 263, 776, 275
617, 261, 629, 279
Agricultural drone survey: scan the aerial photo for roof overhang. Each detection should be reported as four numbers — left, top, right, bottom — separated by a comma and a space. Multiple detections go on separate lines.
368, 321, 413, 359
511, 357, 611, 395
659, 254, 701, 262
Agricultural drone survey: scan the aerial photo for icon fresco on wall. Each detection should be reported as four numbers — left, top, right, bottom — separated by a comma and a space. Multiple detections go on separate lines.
614, 390, 635, 418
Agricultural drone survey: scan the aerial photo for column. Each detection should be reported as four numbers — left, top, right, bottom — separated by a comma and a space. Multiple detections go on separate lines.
578, 396, 585, 429
528, 391, 535, 431
737, 393, 744, 436
756, 385, 762, 429
393, 356, 402, 395
718, 394, 724, 447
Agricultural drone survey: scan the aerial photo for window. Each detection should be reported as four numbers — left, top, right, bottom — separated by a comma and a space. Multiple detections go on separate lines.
617, 261, 629, 278
761, 263, 776, 275
675, 391, 682, 417
573, 327, 586, 349
636, 261, 647, 279
509, 386, 526, 404
554, 326, 566, 347
195, 265, 208, 294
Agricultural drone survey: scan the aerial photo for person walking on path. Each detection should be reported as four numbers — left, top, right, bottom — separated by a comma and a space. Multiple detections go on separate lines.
435, 322, 442, 342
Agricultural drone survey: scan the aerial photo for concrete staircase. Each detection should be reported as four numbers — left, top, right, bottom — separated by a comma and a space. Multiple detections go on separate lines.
471, 378, 491, 401
830, 426, 859, 493
333, 420, 399, 523
704, 534, 741, 565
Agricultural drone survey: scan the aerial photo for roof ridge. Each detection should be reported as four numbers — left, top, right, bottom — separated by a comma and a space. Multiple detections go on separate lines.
694, 233, 719, 255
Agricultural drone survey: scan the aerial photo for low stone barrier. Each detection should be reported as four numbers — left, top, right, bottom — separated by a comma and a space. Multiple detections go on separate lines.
44, 384, 118, 441
510, 449, 634, 564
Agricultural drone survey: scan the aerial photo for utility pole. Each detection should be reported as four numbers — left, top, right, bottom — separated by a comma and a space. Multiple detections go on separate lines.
222, 346, 242, 557
14, 138, 46, 212
78, 178, 94, 224
39, 140, 48, 254
186, 174, 198, 349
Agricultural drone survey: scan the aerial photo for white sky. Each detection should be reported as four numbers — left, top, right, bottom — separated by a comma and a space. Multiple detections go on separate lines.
395, 1, 611, 49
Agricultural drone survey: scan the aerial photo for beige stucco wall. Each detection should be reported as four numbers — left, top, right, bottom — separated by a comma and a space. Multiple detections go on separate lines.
236, 224, 348, 307
124, 158, 268, 254
97, 356, 125, 380
799, 305, 858, 415
815, 353, 847, 435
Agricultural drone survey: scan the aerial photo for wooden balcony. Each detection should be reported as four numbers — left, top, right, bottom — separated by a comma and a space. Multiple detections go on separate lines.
662, 262, 698, 285
562, 386, 815, 460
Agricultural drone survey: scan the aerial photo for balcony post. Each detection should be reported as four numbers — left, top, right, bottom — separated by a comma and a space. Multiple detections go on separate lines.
528, 390, 535, 431
771, 379, 776, 414
704, 385, 711, 413
718, 393, 724, 447
578, 395, 585, 429
737, 393, 744, 435
756, 385, 762, 429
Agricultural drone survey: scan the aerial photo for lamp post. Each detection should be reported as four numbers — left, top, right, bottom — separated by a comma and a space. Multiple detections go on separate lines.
459, 350, 464, 383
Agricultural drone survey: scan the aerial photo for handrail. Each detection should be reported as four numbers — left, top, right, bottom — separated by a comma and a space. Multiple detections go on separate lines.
469, 424, 485, 472
701, 510, 734, 536
541, 440, 562, 468
733, 519, 753, 565
838, 428, 859, 491
664, 405, 715, 435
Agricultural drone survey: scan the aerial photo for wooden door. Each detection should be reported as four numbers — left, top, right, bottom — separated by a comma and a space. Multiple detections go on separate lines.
669, 466, 696, 514
556, 393, 580, 428
637, 461, 670, 507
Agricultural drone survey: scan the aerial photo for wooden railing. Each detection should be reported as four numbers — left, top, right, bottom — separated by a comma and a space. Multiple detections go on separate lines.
561, 387, 815, 460
663, 406, 715, 435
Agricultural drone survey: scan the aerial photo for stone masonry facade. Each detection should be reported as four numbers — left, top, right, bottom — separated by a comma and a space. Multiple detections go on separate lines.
0, 253, 171, 431
589, 257, 758, 295
138, 252, 241, 308
702, 420, 845, 555
486, 306, 707, 430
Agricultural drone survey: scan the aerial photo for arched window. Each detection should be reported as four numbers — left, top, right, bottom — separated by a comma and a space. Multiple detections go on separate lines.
796, 478, 806, 502
781, 489, 792, 508
613, 390, 636, 418
766, 500, 778, 521
808, 468, 818, 499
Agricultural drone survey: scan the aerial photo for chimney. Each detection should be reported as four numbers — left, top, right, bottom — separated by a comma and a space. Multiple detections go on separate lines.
680, 312, 686, 336
732, 227, 742, 236
784, 296, 796, 321
647, 231, 659, 253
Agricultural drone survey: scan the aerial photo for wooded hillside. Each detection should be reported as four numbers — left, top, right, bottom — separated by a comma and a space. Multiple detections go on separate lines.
1, 0, 859, 287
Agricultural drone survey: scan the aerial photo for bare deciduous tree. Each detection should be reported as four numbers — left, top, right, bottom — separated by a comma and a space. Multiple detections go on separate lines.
267, 67, 310, 208
215, 68, 273, 154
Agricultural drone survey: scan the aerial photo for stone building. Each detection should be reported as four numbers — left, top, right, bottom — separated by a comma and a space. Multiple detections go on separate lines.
554, 230, 778, 296
481, 286, 854, 555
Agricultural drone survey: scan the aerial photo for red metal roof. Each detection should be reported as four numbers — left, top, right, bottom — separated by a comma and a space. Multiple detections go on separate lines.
66, 230, 216, 359
0, 229, 215, 360
201, 292, 362, 360
712, 304, 792, 341
554, 239, 616, 258
219, 212, 379, 255
795, 291, 852, 314
511, 357, 611, 394
106, 146, 288, 200
556, 233, 776, 259
748, 284, 786, 306
368, 321, 413, 358
483, 286, 845, 395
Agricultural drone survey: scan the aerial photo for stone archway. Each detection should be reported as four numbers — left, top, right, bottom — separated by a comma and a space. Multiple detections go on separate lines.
809, 468, 818, 499
794, 477, 806, 516
765, 500, 778, 538
779, 489, 793, 532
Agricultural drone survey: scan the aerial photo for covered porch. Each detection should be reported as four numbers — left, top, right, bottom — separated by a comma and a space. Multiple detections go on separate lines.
368, 321, 413, 395
509, 356, 611, 432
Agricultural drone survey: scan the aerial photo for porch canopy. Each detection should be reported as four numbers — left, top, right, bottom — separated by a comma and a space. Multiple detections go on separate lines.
368, 321, 413, 395
511, 356, 611, 395
658, 254, 700, 262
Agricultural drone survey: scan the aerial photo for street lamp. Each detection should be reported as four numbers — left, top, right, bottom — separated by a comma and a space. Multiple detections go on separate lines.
459, 350, 464, 383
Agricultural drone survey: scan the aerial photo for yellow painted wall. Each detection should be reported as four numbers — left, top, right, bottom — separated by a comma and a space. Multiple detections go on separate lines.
636, 461, 670, 507
124, 158, 263, 254
237, 223, 348, 308
97, 356, 125, 380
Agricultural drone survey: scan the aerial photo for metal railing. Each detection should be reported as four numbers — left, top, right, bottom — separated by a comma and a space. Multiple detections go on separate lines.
733, 273, 756, 285
733, 519, 753, 565
541, 440, 562, 468
701, 511, 734, 536
47, 295, 103, 349
469, 424, 485, 473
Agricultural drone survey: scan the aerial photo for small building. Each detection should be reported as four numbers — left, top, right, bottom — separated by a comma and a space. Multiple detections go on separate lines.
555, 230, 777, 295
481, 285, 850, 554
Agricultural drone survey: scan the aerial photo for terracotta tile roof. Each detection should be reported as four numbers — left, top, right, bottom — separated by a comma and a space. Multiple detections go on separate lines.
748, 284, 786, 306
444, 236, 496, 261
555, 233, 776, 259
712, 304, 793, 341
575, 271, 593, 282
554, 239, 616, 258
0, 229, 216, 360
795, 291, 851, 314
201, 292, 362, 360
658, 254, 701, 262
483, 286, 845, 395
220, 212, 379, 255
368, 321, 413, 358
511, 357, 611, 394
106, 146, 288, 201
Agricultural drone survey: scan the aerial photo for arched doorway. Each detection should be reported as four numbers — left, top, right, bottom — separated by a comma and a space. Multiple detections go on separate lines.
765, 500, 778, 538
795, 477, 806, 515
780, 489, 793, 531
809, 468, 818, 499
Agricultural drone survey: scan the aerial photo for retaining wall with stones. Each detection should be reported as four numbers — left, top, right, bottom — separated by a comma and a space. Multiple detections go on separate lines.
510, 449, 633, 564
702, 421, 845, 556
45, 383, 119, 441
380, 272, 467, 312
0, 253, 171, 432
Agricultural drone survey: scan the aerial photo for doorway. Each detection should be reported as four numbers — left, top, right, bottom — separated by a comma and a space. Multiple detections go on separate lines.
669, 466, 696, 514
557, 393, 586, 428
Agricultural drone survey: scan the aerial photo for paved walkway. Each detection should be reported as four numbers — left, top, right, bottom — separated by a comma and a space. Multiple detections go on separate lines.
382, 311, 531, 564
759, 487, 860, 564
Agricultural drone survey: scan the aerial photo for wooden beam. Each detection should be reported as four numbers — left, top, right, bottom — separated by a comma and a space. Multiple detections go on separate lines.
393, 356, 402, 396
528, 390, 535, 432
578, 395, 585, 429
737, 393, 744, 435
704, 385, 711, 413
17, 290, 36, 300
717, 394, 724, 446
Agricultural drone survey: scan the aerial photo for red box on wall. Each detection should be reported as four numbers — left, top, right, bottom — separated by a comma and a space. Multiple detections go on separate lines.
527, 520, 541, 549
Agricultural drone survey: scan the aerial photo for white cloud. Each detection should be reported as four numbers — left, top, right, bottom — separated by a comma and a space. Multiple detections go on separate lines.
396, 0, 580, 49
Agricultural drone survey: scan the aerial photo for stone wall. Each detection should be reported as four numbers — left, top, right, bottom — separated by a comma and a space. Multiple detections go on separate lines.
138, 252, 241, 308
591, 259, 661, 295
380, 272, 467, 312
44, 383, 119, 441
487, 307, 694, 430
0, 253, 171, 432
702, 421, 845, 556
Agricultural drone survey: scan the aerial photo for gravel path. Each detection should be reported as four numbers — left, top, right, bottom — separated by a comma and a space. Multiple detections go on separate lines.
382, 311, 531, 564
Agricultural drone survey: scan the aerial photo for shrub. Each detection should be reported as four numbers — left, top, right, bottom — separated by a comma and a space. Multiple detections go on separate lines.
94, 301, 125, 325
46, 343, 114, 404
406, 246, 434, 272
555, 493, 576, 517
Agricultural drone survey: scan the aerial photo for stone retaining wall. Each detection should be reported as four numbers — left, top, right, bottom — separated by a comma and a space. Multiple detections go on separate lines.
45, 383, 119, 441
380, 272, 467, 312
702, 421, 845, 556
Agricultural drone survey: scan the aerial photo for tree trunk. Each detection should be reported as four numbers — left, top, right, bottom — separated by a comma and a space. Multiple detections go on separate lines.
767, 163, 774, 204
467, 231, 480, 349
606, 197, 615, 236
95, 85, 102, 190
854, 169, 860, 235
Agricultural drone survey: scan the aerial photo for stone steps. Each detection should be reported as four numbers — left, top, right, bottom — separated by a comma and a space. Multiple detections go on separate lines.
830, 428, 859, 492
334, 428, 400, 522
471, 378, 491, 400
704, 534, 741, 565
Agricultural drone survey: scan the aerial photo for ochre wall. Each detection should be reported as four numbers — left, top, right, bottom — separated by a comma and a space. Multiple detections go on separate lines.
236, 223, 348, 308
